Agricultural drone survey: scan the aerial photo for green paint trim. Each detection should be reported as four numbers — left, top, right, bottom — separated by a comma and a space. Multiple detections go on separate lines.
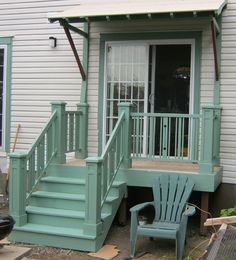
0, 37, 12, 152
119, 167, 222, 192
98, 36, 106, 156
56, 12, 216, 24
98, 31, 202, 154
213, 15, 222, 105
80, 23, 89, 103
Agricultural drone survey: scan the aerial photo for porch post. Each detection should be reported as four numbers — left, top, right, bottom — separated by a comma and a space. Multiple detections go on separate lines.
199, 105, 218, 174
75, 103, 89, 159
9, 152, 27, 226
118, 103, 132, 169
84, 157, 103, 236
51, 101, 67, 164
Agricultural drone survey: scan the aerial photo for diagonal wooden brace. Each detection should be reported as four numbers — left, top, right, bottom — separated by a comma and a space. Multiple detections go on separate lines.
61, 21, 86, 81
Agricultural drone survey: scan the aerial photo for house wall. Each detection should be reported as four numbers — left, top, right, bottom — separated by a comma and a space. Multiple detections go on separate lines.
220, 0, 236, 184
0, 0, 236, 185
0, 0, 84, 158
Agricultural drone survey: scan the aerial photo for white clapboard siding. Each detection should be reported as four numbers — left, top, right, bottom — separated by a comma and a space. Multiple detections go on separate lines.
1, 0, 236, 181
221, 0, 236, 183
0, 0, 88, 154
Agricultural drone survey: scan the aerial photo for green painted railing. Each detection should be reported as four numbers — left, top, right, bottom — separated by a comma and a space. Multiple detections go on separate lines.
65, 111, 81, 153
9, 101, 88, 226
131, 112, 201, 162
25, 111, 58, 201
84, 103, 131, 236
99, 111, 125, 206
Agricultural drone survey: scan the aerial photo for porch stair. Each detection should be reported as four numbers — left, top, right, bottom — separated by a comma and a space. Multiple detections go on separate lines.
9, 164, 127, 252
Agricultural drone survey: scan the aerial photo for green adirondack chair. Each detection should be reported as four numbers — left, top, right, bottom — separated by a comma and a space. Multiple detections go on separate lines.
130, 174, 195, 260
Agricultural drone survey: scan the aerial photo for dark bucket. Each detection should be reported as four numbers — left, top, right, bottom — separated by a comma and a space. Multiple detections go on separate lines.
0, 215, 15, 240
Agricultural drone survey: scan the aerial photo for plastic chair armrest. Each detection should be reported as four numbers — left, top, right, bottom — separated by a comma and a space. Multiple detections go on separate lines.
130, 202, 154, 213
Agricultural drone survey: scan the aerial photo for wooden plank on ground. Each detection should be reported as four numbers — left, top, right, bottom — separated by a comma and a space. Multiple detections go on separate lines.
204, 216, 236, 226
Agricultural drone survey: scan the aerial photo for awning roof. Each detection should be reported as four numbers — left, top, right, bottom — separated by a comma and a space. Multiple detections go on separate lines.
49, 0, 227, 22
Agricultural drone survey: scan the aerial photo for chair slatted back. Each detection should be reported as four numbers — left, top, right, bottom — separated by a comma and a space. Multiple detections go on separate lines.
153, 174, 194, 223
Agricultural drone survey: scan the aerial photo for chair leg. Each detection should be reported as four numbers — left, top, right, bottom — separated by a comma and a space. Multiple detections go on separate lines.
176, 218, 188, 260
130, 234, 137, 258
176, 236, 185, 260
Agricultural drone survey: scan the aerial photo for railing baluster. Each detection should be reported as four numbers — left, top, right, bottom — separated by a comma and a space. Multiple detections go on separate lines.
160, 117, 163, 158
182, 118, 185, 159
69, 113, 74, 151
167, 117, 171, 158
102, 158, 108, 199
47, 124, 52, 163
75, 111, 80, 151
28, 152, 36, 193
175, 118, 178, 159
147, 117, 154, 158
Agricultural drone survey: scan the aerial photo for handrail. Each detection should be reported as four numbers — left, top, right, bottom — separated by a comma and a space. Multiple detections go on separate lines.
25, 111, 58, 201
100, 111, 125, 207
27, 111, 57, 159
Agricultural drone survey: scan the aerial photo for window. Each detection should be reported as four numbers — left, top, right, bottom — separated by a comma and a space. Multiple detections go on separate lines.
0, 37, 11, 152
0, 47, 6, 148
104, 40, 195, 143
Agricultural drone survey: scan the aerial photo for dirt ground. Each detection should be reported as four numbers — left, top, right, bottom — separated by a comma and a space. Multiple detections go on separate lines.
0, 202, 210, 260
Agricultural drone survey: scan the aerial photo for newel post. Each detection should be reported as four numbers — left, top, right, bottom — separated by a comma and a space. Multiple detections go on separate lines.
84, 157, 102, 236
75, 103, 89, 159
51, 101, 66, 164
118, 103, 132, 169
199, 105, 216, 174
9, 152, 27, 227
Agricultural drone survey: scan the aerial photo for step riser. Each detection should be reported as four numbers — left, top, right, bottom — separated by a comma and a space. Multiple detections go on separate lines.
9, 230, 98, 252
48, 164, 87, 178
28, 214, 85, 228
29, 197, 85, 211
39, 182, 85, 194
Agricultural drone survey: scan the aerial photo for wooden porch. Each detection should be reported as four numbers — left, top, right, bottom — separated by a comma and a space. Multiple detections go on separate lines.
9, 101, 222, 250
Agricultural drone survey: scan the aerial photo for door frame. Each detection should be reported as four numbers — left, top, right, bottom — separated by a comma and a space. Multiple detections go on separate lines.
98, 32, 202, 155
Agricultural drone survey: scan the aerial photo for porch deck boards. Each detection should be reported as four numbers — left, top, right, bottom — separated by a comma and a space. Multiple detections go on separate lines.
66, 158, 220, 174
132, 160, 199, 173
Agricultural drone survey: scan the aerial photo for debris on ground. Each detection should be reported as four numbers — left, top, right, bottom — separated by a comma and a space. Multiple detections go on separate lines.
88, 245, 120, 260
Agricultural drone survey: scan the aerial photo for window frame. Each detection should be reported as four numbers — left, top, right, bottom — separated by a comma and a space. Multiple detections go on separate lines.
0, 37, 12, 153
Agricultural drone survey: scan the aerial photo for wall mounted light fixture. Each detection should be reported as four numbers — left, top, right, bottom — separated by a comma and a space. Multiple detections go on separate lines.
49, 36, 57, 48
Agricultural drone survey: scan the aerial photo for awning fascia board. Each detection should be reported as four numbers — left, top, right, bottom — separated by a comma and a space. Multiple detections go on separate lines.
49, 11, 218, 24
48, 0, 228, 23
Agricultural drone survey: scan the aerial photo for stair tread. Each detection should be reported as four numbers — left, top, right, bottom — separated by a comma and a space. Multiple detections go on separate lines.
13, 223, 95, 239
26, 206, 110, 219
32, 191, 85, 200
41, 176, 85, 184
32, 191, 119, 202
26, 206, 85, 218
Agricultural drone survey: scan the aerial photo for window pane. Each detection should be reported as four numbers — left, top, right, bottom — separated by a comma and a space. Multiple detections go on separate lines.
105, 44, 147, 141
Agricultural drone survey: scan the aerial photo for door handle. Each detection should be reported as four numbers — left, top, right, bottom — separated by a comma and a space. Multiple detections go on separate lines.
149, 93, 154, 105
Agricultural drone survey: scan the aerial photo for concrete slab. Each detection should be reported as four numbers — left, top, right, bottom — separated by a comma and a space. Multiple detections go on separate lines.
0, 245, 31, 260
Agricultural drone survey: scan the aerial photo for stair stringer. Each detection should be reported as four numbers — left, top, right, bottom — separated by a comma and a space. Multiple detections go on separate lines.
94, 180, 127, 251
